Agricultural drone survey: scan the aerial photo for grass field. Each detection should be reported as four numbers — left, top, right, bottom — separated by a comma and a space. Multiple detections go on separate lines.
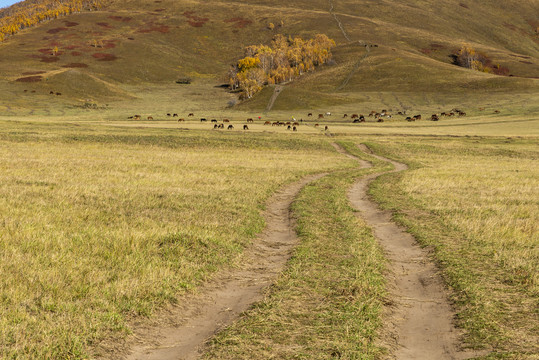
0, 119, 358, 358
363, 136, 539, 357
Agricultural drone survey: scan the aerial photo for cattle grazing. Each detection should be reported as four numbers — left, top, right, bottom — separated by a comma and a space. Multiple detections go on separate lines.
147, 116, 153, 120
293, 126, 297, 131
377, 118, 384, 123
243, 125, 249, 130
397, 111, 403, 115
458, 111, 466, 116
134, 115, 141, 120
264, 121, 271, 125
441, 112, 447, 117
24, 89, 27, 93
200, 118, 207, 122
188, 113, 194, 117
228, 125, 234, 130
173, 113, 178, 117
246, 118, 254, 123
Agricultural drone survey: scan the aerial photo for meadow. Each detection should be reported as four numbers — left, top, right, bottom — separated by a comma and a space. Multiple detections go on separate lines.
0, 119, 357, 358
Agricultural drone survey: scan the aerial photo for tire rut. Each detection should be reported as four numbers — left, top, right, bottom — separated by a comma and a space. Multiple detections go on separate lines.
120, 173, 327, 360
336, 143, 483, 360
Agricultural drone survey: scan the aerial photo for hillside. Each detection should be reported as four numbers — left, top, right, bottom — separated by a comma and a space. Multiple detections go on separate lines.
0, 0, 537, 116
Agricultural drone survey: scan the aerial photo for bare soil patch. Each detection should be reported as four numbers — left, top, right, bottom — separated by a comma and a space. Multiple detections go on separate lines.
40, 56, 60, 63
224, 17, 253, 28
47, 27, 68, 34
183, 11, 209, 27
71, 51, 82, 56
16, 75, 43, 82
118, 173, 327, 360
97, 22, 113, 29
64, 21, 79, 27
22, 71, 45, 75
92, 53, 118, 61
62, 63, 89, 68
109, 16, 132, 22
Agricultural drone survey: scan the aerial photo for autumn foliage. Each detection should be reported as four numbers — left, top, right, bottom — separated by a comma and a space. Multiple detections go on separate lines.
228, 34, 336, 99
454, 45, 509, 76
0, 0, 111, 42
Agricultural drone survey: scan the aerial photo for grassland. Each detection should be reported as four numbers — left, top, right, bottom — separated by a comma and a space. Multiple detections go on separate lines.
0, 119, 358, 358
362, 136, 539, 357
204, 147, 391, 359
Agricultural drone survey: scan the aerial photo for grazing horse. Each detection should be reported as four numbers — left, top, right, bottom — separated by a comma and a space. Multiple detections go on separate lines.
324, 125, 329, 131
287, 125, 291, 130
56, 92, 62, 96
188, 113, 194, 117
177, 118, 185, 122
173, 114, 178, 117
377, 118, 384, 122
315, 123, 319, 127
243, 125, 249, 130
167, 113, 171, 117
200, 118, 207, 122
413, 114, 422, 120
293, 126, 297, 131
351, 114, 359, 119
308, 113, 313, 117
223, 119, 230, 123
246, 118, 254, 123
406, 116, 414, 122
318, 114, 324, 119
213, 124, 219, 129
147, 116, 153, 120
264, 121, 271, 125
359, 115, 365, 121
211, 119, 217, 123
343, 114, 348, 118
227, 124, 234, 130
353, 119, 360, 123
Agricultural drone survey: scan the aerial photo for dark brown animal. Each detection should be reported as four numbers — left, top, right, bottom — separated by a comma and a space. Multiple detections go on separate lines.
308, 113, 313, 117
211, 119, 217, 123
228, 124, 234, 130
324, 125, 329, 131
188, 113, 194, 117
351, 114, 359, 119
243, 125, 249, 130
173, 114, 178, 117
246, 118, 254, 123
264, 121, 271, 125
318, 114, 324, 119
343, 114, 348, 118
223, 119, 230, 123
56, 92, 61, 96
293, 126, 297, 131
200, 118, 207, 122
377, 118, 384, 123
315, 123, 319, 127
147, 116, 153, 120
177, 118, 185, 122
167, 113, 171, 117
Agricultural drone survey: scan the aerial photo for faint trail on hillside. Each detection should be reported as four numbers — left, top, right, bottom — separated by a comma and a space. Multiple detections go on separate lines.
329, 0, 370, 91
121, 172, 328, 360
338, 143, 486, 360
265, 85, 284, 113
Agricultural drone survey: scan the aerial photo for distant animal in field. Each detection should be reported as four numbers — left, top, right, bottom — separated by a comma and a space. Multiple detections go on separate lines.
431, 114, 439, 121
359, 115, 365, 122
413, 114, 422, 120
353, 119, 360, 123
343, 114, 348, 118
325, 125, 329, 131
287, 125, 291, 130
147, 116, 153, 120
318, 114, 324, 119
211, 119, 217, 123
200, 118, 207, 122
213, 124, 218, 129
494, 110, 500, 114
188, 113, 194, 117
264, 121, 271, 125
218, 123, 224, 129
406, 116, 414, 122
243, 125, 249, 130
133, 115, 141, 120
228, 124, 234, 130
173, 113, 178, 117
49, 91, 54, 94
177, 118, 185, 122
351, 114, 359, 119
308, 113, 313, 117
167, 113, 171, 117
246, 118, 254, 123
293, 126, 297, 131
377, 118, 384, 122
315, 123, 319, 127
326, 112, 331, 116
223, 119, 230, 123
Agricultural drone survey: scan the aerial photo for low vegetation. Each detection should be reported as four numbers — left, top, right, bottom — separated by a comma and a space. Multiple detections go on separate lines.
364, 136, 538, 357
453, 45, 510, 76
0, 120, 356, 358
205, 145, 389, 359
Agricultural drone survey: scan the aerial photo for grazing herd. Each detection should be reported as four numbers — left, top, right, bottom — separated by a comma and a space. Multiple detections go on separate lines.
124, 108, 471, 132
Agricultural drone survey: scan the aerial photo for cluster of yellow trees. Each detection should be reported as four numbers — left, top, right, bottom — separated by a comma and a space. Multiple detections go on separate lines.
454, 45, 509, 76
228, 34, 336, 99
0, 0, 110, 42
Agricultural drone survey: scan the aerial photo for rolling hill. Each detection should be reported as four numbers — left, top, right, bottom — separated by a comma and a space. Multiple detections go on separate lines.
0, 0, 537, 117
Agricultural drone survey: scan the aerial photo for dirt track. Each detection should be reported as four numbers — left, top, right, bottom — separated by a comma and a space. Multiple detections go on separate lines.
346, 144, 481, 359
121, 173, 326, 360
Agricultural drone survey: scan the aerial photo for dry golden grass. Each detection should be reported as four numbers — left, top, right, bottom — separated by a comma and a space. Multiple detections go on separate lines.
0, 119, 357, 358
364, 136, 538, 356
